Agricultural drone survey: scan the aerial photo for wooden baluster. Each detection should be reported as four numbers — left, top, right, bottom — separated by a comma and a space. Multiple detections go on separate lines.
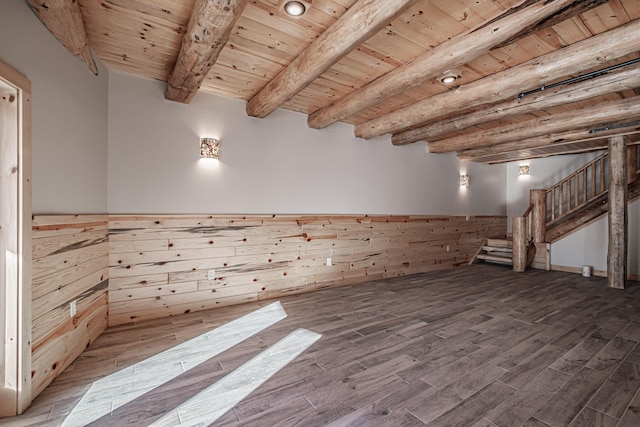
601, 156, 607, 192
628, 145, 638, 184
576, 173, 580, 207
559, 183, 564, 217
582, 168, 587, 204
590, 163, 596, 200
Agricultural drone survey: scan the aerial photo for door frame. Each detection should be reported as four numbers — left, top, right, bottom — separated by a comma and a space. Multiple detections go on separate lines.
0, 59, 32, 416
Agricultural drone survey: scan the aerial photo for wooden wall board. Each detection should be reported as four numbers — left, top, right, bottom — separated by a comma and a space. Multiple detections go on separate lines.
31, 295, 108, 397
30, 215, 109, 402
32, 272, 108, 338
108, 293, 258, 325
108, 214, 506, 325
32, 256, 107, 301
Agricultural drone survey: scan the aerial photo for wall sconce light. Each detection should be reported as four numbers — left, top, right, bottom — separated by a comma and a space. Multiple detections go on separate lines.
460, 174, 470, 187
283, 0, 310, 16
200, 137, 220, 159
519, 165, 530, 176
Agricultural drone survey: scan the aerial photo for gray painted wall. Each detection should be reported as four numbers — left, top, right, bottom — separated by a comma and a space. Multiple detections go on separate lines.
0, 1, 108, 214
107, 71, 507, 215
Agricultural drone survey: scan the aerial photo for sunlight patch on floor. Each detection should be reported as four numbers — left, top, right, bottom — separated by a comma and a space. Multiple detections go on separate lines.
62, 301, 288, 427
150, 328, 322, 427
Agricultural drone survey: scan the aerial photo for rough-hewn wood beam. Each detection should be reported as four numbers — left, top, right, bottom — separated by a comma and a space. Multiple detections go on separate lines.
458, 129, 640, 162
27, 0, 98, 75
165, 0, 248, 104
493, 0, 608, 49
428, 96, 640, 153
608, 135, 627, 289
307, 0, 585, 130
466, 139, 640, 165
354, 19, 640, 140
245, 0, 420, 118
392, 65, 640, 146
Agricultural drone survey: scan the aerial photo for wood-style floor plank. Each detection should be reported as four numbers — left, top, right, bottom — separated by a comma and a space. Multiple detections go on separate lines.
3, 264, 640, 426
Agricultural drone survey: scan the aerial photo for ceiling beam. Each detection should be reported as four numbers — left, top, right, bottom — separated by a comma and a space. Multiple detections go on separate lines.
461, 132, 640, 164
476, 147, 608, 165
165, 0, 248, 104
458, 128, 640, 162
427, 96, 640, 153
392, 64, 640, 146
27, 0, 98, 75
492, 0, 608, 49
353, 18, 640, 140
490, 139, 640, 165
307, 0, 588, 130
245, 0, 420, 119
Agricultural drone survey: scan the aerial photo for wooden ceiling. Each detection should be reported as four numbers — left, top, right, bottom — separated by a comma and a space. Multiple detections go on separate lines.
30, 0, 640, 163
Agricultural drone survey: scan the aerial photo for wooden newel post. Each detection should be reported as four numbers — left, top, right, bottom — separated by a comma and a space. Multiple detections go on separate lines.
530, 189, 547, 243
628, 145, 638, 184
607, 136, 627, 289
512, 216, 526, 273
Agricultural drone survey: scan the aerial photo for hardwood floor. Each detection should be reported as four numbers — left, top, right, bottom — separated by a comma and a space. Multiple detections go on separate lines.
3, 264, 640, 426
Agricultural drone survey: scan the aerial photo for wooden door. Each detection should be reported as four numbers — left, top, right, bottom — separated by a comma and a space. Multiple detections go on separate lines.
0, 60, 32, 416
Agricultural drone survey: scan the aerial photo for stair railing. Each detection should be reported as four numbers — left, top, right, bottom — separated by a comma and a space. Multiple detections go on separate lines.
546, 152, 609, 227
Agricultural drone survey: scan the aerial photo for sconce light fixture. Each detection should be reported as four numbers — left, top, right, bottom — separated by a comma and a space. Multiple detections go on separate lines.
460, 174, 470, 187
200, 137, 220, 159
283, 0, 309, 16
519, 165, 530, 176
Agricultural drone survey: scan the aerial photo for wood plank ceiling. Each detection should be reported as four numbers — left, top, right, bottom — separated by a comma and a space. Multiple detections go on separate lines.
35, 0, 640, 163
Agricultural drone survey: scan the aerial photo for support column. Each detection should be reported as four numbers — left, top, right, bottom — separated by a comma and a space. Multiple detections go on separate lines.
530, 189, 547, 243
512, 216, 526, 272
607, 135, 627, 289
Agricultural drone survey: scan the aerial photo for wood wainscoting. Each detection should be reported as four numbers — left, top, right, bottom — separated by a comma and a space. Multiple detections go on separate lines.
108, 215, 506, 326
31, 215, 109, 397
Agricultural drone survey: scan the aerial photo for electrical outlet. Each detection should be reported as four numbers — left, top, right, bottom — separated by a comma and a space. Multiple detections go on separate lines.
70, 300, 77, 317
207, 269, 216, 280
326, 257, 332, 266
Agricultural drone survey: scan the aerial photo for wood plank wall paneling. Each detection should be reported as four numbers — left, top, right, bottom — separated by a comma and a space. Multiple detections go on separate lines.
108, 214, 506, 325
31, 215, 109, 397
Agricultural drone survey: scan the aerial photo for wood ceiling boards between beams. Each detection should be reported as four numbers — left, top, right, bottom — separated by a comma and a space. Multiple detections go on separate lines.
393, 64, 640, 145
27, 0, 98, 75
165, 0, 249, 104
307, 0, 588, 130
354, 18, 640, 140
245, 0, 421, 119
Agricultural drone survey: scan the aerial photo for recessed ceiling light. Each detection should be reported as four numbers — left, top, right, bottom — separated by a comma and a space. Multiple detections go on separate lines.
284, 1, 306, 16
440, 71, 458, 84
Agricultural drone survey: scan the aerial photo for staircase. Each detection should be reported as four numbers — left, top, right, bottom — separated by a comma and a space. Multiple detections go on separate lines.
473, 238, 513, 266
470, 145, 640, 271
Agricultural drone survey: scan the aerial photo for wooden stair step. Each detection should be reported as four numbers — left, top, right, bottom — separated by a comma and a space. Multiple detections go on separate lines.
485, 239, 512, 248
477, 254, 513, 265
482, 245, 513, 253
484, 251, 513, 258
